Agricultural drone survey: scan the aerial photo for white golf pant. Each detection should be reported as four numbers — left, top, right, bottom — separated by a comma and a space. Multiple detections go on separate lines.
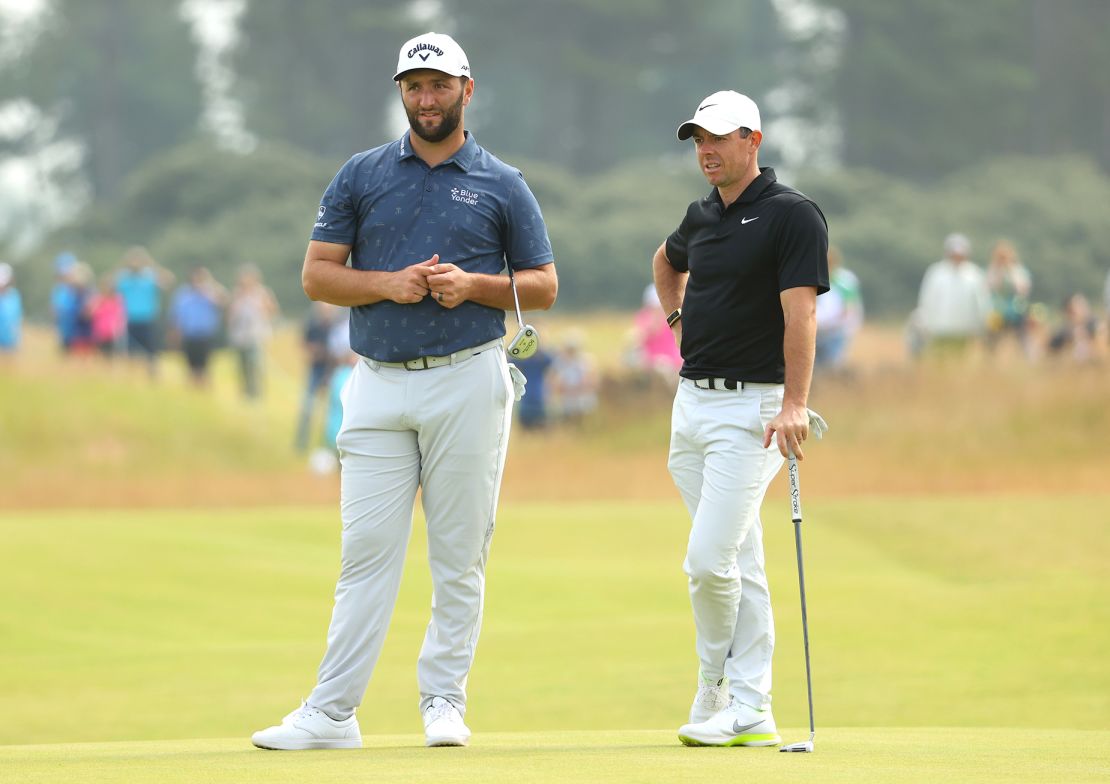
308, 344, 513, 720
668, 378, 785, 711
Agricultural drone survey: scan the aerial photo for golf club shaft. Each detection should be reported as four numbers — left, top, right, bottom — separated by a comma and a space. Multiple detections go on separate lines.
507, 265, 525, 329
788, 456, 816, 739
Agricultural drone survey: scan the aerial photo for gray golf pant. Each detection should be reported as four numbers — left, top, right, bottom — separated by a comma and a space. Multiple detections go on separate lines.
308, 345, 513, 720
668, 379, 785, 711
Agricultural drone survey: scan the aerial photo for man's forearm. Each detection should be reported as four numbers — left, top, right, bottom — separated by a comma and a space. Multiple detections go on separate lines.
782, 310, 816, 407
653, 244, 686, 314
464, 265, 557, 311
302, 258, 396, 307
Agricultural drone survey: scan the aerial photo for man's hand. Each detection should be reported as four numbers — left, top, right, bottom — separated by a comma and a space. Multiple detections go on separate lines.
426, 261, 473, 309
385, 256, 438, 304
763, 400, 811, 459
670, 320, 682, 348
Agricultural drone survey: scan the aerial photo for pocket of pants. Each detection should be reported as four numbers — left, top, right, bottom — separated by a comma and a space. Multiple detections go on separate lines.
757, 387, 785, 433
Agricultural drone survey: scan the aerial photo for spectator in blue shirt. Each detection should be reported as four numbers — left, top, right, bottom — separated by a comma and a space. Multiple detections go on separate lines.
116, 246, 174, 377
169, 267, 226, 387
0, 262, 21, 354
50, 252, 83, 353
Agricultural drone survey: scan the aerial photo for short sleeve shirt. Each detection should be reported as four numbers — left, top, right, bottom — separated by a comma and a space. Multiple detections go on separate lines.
666, 168, 829, 383
116, 269, 161, 323
311, 131, 554, 361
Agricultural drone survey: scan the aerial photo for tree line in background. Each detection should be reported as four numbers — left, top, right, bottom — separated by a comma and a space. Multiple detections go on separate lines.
3, 0, 1109, 317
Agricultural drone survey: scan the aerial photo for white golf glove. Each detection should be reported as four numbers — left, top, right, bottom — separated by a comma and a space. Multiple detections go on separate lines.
507, 363, 527, 402
807, 408, 829, 440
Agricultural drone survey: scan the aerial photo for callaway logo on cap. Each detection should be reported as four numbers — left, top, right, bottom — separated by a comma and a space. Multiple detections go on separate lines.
394, 32, 471, 81
677, 90, 761, 140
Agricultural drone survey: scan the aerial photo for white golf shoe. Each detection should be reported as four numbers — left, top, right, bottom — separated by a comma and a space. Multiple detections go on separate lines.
689, 674, 729, 724
251, 702, 362, 750
678, 700, 781, 747
423, 696, 471, 747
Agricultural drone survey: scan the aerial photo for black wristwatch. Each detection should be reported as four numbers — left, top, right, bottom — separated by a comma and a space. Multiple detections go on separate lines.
666, 308, 682, 327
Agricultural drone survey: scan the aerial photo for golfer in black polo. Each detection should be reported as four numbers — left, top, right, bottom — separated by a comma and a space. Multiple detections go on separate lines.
652, 90, 828, 747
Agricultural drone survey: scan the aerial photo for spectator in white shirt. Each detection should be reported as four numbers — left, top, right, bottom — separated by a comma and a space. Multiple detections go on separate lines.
916, 233, 991, 356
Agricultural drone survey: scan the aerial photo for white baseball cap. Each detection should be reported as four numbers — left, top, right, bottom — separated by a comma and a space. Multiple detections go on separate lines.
0, 262, 11, 286
394, 32, 471, 81
944, 233, 971, 256
677, 90, 761, 140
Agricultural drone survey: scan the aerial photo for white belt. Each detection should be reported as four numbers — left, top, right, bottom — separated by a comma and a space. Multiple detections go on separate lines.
691, 377, 782, 390
365, 338, 503, 371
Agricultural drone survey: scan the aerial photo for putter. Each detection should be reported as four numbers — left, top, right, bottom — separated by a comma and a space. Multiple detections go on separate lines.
780, 454, 816, 753
505, 265, 539, 359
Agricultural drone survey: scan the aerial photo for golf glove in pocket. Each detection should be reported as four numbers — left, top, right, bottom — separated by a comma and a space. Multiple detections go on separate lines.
508, 363, 527, 402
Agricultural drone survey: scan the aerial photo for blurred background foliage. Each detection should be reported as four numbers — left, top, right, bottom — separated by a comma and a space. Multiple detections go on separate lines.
2, 0, 1108, 316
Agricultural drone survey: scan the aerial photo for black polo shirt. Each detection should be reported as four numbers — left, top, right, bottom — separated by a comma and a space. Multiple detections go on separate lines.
665, 167, 829, 383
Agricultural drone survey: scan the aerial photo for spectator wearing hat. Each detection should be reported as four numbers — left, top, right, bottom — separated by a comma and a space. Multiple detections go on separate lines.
50, 252, 84, 353
915, 233, 991, 357
0, 262, 21, 354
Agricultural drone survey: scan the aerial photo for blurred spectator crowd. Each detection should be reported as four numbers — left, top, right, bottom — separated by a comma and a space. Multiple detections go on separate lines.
1, 233, 1108, 459
907, 233, 1109, 364
0, 248, 281, 400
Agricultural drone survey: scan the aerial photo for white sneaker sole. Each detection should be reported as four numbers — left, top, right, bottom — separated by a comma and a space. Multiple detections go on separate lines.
252, 735, 362, 750
425, 735, 470, 747
678, 732, 781, 748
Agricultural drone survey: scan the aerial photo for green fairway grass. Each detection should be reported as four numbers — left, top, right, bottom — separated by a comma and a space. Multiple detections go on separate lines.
4, 728, 1109, 784
1, 497, 1106, 752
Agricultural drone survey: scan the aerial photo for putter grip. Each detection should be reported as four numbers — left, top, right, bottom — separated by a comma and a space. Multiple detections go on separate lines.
788, 457, 802, 523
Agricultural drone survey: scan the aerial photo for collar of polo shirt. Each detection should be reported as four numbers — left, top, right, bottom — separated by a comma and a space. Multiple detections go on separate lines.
399, 129, 479, 172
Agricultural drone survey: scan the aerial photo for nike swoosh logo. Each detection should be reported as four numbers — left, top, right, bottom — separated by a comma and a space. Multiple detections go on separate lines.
732, 720, 763, 733
698, 103, 718, 111
741, 217, 759, 224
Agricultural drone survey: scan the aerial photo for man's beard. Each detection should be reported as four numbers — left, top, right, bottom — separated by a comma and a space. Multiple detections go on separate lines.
406, 93, 465, 143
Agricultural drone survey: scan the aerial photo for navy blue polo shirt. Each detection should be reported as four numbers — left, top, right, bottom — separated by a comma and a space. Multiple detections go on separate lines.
311, 131, 554, 361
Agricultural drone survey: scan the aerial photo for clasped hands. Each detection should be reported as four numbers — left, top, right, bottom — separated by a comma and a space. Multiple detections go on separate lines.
388, 254, 470, 308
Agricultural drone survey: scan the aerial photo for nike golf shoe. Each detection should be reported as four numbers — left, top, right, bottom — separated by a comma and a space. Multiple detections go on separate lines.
423, 696, 471, 747
251, 702, 362, 750
678, 700, 781, 747
689, 674, 729, 723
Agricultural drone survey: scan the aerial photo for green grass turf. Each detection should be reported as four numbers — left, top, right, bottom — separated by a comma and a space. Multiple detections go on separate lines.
4, 729, 1109, 784
1, 497, 1107, 780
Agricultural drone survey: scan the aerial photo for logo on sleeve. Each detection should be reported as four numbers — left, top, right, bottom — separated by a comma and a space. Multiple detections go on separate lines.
314, 205, 328, 228
450, 187, 480, 206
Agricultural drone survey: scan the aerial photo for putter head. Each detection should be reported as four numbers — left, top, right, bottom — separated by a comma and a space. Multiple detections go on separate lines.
780, 740, 814, 753
507, 325, 539, 359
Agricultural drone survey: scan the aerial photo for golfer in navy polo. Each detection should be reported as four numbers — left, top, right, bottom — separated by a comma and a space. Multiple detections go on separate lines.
252, 32, 557, 751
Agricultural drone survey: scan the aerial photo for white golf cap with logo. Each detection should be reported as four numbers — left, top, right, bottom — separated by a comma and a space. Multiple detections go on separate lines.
394, 32, 471, 81
676, 90, 761, 140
